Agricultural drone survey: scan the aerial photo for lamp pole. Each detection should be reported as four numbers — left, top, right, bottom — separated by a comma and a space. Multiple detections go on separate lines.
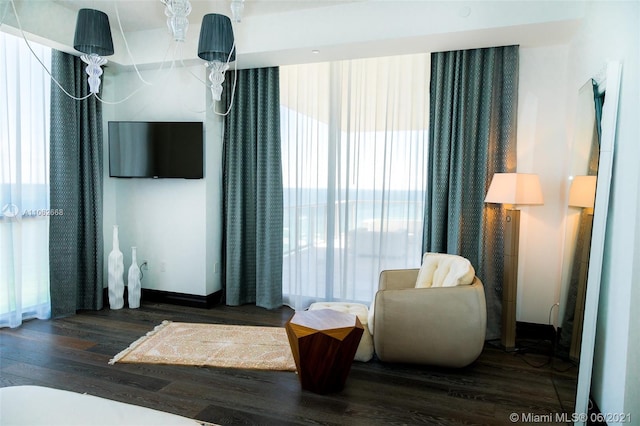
502, 207, 520, 351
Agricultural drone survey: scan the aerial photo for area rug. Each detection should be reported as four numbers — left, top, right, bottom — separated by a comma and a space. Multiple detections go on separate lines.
109, 321, 296, 371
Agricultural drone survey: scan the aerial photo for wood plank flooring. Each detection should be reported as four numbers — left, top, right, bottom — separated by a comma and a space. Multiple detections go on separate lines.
0, 302, 578, 425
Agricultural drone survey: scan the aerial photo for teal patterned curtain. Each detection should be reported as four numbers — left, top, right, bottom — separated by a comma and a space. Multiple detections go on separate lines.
49, 50, 104, 317
592, 79, 605, 147
222, 67, 283, 309
423, 45, 519, 339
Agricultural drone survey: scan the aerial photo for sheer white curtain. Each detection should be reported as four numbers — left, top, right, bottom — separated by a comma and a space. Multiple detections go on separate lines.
0, 31, 51, 328
281, 54, 430, 310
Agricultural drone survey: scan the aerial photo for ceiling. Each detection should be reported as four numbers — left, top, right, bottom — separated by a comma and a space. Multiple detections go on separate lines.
4, 1, 585, 70
53, 0, 359, 32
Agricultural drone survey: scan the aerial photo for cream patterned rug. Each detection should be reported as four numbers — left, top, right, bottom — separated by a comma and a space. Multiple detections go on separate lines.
109, 321, 296, 371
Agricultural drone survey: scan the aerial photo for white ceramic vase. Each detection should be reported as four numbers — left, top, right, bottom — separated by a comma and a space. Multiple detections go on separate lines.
107, 225, 125, 309
127, 247, 142, 309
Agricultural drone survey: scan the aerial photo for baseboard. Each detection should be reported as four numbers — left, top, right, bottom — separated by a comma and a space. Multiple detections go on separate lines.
516, 321, 556, 342
103, 288, 222, 309
142, 288, 222, 309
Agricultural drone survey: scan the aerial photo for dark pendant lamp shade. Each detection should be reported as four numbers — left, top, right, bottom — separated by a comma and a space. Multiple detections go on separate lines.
74, 8, 114, 56
198, 14, 235, 63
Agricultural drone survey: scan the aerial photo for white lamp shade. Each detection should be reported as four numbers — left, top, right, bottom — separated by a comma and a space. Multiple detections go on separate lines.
484, 173, 544, 205
569, 175, 597, 208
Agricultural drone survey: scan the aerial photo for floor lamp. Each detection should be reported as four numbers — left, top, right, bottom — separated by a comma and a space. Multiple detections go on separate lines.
484, 173, 544, 351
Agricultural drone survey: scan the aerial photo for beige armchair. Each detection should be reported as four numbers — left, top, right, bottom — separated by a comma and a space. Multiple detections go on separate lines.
369, 255, 487, 368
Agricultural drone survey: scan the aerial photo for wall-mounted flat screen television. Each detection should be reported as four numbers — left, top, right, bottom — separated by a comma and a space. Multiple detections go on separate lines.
109, 121, 204, 179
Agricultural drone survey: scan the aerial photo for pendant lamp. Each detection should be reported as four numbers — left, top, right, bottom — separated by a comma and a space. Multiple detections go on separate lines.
161, 0, 192, 42
198, 13, 235, 101
73, 8, 114, 94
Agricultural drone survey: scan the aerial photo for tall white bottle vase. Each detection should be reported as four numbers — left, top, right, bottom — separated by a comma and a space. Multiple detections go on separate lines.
107, 225, 125, 309
128, 247, 142, 309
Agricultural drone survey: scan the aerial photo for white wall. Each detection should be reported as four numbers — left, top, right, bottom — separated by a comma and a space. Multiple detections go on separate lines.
628, 173, 640, 416
102, 64, 222, 297
204, 98, 225, 296
565, 0, 640, 418
516, 45, 571, 325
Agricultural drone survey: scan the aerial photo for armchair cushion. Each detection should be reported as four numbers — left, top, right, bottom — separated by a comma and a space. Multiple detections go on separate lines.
415, 252, 475, 288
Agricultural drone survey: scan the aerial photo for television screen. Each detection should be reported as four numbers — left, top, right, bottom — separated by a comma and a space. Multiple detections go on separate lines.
108, 121, 204, 179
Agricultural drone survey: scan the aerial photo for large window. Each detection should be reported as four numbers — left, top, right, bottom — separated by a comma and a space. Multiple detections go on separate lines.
281, 55, 430, 309
0, 31, 51, 327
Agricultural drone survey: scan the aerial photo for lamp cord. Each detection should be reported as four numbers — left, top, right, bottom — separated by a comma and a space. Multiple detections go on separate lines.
95, 4, 186, 105
8, 0, 238, 111
1, 1, 10, 27
8, 0, 181, 104
114, 1, 152, 86
95, 43, 179, 105
9, 0, 92, 101
549, 302, 559, 328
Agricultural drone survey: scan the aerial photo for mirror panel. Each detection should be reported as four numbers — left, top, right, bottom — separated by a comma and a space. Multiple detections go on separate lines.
558, 79, 599, 361
574, 61, 622, 424
556, 78, 599, 420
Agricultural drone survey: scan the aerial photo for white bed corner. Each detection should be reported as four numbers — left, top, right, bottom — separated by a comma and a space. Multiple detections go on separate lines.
0, 385, 210, 426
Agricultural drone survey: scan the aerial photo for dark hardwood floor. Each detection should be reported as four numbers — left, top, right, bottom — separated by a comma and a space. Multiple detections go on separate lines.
0, 302, 578, 425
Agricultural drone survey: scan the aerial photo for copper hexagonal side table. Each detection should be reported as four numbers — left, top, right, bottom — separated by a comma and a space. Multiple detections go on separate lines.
285, 309, 364, 394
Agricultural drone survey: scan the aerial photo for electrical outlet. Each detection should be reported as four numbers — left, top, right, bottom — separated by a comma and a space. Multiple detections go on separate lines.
161, 261, 166, 272
214, 262, 219, 273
